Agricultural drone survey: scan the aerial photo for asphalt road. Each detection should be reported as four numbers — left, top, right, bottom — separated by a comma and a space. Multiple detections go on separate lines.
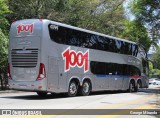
0, 85, 159, 118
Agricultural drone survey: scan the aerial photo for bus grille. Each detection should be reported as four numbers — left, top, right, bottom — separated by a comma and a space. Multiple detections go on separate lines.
11, 49, 38, 68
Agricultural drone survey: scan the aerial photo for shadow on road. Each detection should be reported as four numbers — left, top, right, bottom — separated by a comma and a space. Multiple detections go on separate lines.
135, 86, 160, 95
1, 86, 159, 100
1, 90, 129, 100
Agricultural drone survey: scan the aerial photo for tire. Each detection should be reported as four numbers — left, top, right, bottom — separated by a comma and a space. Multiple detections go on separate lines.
135, 80, 142, 92
67, 81, 78, 97
153, 82, 156, 85
128, 80, 136, 92
79, 80, 91, 96
37, 92, 47, 97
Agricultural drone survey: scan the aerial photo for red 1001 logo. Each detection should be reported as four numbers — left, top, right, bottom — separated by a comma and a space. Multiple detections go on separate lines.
62, 47, 89, 73
17, 23, 34, 35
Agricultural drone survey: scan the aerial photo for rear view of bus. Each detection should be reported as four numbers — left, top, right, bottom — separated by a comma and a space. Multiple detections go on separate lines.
8, 19, 46, 94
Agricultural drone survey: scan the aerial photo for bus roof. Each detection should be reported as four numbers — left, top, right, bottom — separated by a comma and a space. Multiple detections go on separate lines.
13, 19, 137, 45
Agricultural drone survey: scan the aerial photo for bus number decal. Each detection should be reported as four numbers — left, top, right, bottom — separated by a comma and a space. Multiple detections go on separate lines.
62, 47, 89, 73
50, 25, 58, 30
17, 23, 34, 34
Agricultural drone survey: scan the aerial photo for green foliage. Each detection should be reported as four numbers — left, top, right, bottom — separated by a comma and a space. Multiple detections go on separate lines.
0, 0, 10, 73
130, 0, 159, 25
149, 61, 160, 78
150, 69, 160, 78
63, 0, 126, 37
7, 0, 58, 21
149, 61, 153, 76
152, 47, 160, 70
7, 0, 125, 37
0, 29, 8, 73
120, 20, 151, 51
0, 0, 10, 34
129, 0, 160, 46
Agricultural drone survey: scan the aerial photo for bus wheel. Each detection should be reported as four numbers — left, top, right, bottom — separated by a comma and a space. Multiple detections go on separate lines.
80, 80, 91, 96
135, 80, 142, 92
128, 80, 136, 92
67, 81, 78, 97
37, 92, 47, 97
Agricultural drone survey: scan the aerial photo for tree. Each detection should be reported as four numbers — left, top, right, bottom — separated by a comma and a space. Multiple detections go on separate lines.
63, 0, 126, 36
120, 20, 151, 51
7, 0, 61, 22
129, 0, 160, 47
0, 29, 8, 73
0, 0, 10, 73
152, 47, 160, 70
0, 0, 10, 89
7, 0, 126, 37
0, 0, 10, 34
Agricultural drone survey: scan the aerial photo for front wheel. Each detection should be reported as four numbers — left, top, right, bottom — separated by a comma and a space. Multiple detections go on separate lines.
37, 92, 47, 97
67, 81, 78, 97
79, 81, 91, 96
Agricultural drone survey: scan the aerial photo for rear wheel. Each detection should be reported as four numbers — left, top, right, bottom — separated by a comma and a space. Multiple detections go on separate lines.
37, 92, 47, 97
135, 80, 142, 92
79, 80, 91, 96
128, 80, 136, 92
67, 81, 78, 97
153, 82, 156, 85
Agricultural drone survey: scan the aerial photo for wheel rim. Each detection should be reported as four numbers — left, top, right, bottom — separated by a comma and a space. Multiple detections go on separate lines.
83, 82, 90, 93
130, 82, 135, 92
69, 82, 77, 95
137, 81, 141, 89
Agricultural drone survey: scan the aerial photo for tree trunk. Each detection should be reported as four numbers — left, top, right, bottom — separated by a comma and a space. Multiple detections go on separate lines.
0, 74, 3, 90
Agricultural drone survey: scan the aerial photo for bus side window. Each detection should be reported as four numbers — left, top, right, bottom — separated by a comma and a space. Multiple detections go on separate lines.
48, 24, 66, 44
66, 29, 80, 46
115, 40, 121, 53
109, 39, 117, 53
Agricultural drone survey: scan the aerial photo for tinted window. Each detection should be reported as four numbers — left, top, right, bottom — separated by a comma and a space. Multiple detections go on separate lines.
124, 42, 130, 54
97, 36, 105, 50
90, 61, 141, 76
108, 39, 117, 52
132, 45, 138, 56
115, 40, 121, 53
66, 29, 80, 46
48, 24, 66, 44
48, 24, 138, 56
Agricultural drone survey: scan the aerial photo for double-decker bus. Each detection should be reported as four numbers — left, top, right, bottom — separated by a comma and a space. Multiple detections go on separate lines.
8, 19, 149, 97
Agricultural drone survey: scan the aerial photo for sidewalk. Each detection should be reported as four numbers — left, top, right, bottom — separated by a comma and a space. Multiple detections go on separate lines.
0, 86, 23, 93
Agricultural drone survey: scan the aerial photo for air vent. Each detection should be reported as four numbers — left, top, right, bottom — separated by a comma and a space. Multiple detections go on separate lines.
11, 49, 38, 68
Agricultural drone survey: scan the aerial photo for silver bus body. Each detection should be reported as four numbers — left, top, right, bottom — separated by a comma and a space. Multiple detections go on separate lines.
8, 19, 149, 96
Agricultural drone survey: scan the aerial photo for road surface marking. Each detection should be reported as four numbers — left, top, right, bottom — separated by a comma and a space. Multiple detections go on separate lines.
96, 95, 157, 118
